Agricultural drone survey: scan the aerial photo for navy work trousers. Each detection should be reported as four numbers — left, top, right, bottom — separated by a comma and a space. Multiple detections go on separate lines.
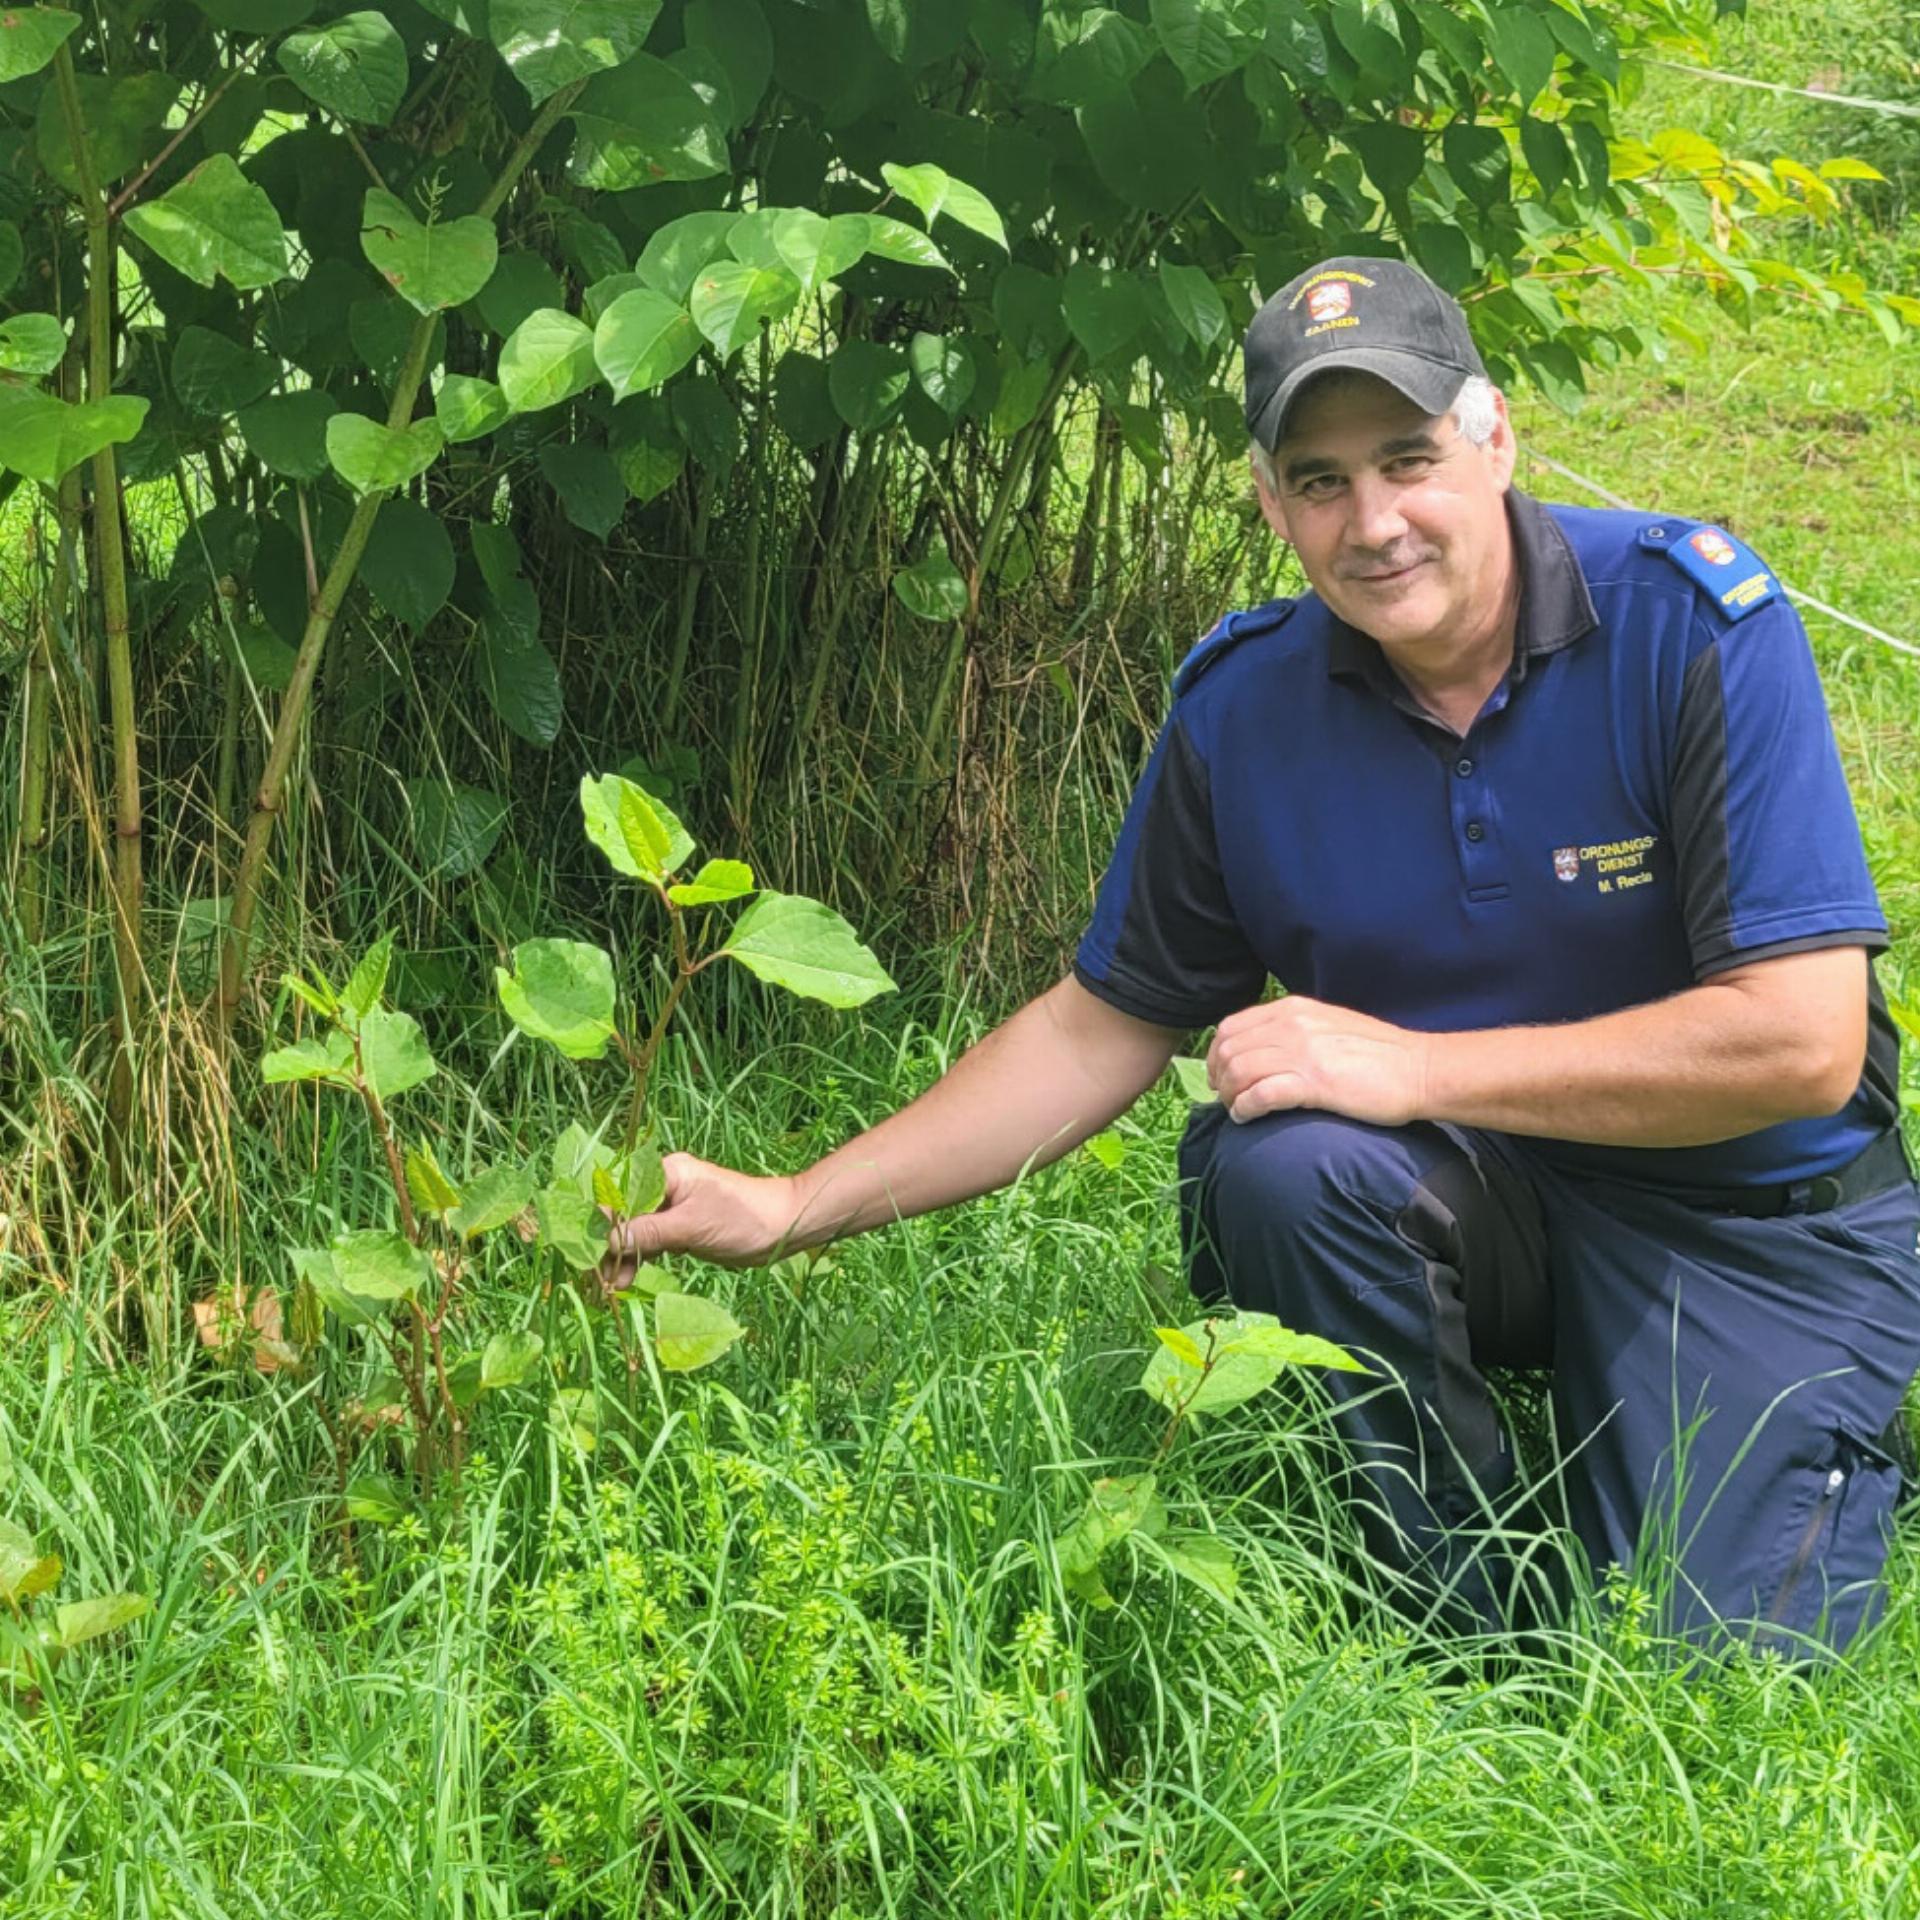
1177, 1104, 1920, 1649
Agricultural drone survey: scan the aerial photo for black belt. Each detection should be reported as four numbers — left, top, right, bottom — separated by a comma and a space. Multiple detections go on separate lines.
1689, 1130, 1915, 1219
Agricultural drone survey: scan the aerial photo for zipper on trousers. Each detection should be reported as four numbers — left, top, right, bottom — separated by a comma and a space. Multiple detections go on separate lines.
1767, 1465, 1847, 1626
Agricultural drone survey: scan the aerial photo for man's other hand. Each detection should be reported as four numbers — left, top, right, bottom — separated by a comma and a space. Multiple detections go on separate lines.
1207, 996, 1432, 1127
601, 1154, 805, 1283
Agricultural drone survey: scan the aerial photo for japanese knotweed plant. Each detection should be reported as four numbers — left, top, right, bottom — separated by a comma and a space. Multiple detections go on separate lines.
1052, 1312, 1369, 1611
0, 1511, 149, 1686
258, 771, 894, 1500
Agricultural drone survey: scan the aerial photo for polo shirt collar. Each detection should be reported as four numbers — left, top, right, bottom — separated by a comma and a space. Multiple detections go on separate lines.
1324, 487, 1599, 694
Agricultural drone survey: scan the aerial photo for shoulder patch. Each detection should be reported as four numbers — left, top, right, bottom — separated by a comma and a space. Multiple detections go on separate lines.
1172, 598, 1297, 698
1638, 521, 1778, 623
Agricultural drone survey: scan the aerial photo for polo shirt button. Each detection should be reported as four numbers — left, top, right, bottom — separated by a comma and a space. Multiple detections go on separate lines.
1455, 757, 1473, 777
1465, 821, 1485, 842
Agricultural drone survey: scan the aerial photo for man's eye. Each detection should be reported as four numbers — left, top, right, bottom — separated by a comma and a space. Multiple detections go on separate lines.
1388, 456, 1434, 477
1298, 475, 1343, 499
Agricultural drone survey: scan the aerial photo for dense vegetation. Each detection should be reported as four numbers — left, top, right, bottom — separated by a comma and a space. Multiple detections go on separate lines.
3, 0, 1919, 1909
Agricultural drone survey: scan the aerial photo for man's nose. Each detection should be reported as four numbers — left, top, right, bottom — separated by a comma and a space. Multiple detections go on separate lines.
1346, 471, 1409, 551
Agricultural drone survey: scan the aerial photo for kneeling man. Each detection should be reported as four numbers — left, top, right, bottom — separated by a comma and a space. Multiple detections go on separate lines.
616, 256, 1920, 1651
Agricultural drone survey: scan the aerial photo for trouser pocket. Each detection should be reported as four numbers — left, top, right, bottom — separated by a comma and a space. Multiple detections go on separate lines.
1763, 1431, 1903, 1645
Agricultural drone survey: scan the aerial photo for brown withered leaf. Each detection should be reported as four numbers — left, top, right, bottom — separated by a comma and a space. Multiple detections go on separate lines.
193, 1285, 293, 1373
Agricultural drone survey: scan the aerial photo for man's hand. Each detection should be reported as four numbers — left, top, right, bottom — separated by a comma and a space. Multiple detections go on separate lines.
600, 1154, 806, 1286
1207, 995, 1433, 1127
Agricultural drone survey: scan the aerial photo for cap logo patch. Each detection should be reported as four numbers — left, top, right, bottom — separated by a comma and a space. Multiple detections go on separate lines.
1307, 282, 1351, 324
1553, 846, 1580, 883
1690, 528, 1736, 566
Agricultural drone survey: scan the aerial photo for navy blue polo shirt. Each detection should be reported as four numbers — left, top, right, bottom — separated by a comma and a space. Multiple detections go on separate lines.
1075, 490, 1898, 1191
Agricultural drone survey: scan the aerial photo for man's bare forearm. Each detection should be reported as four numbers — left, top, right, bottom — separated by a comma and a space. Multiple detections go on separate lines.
783, 974, 1182, 1250
1420, 955, 1868, 1145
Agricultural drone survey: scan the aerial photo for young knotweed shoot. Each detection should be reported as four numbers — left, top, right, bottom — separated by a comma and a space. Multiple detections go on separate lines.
261, 932, 546, 1505
493, 771, 894, 1374
1052, 1312, 1368, 1610
0, 1513, 149, 1684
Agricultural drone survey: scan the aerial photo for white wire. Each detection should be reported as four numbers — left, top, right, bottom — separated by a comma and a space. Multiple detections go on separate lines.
1646, 58, 1920, 124
1520, 446, 1920, 662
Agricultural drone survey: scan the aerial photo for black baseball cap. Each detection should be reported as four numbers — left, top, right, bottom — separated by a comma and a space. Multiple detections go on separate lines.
1243, 255, 1487, 450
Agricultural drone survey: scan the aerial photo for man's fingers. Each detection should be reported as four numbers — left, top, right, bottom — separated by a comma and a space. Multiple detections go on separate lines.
1230, 1071, 1310, 1123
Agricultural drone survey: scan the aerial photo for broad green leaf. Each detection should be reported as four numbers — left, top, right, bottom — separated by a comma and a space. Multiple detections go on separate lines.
1154, 1325, 1206, 1368
0, 1517, 61, 1603
667, 858, 753, 907
1170, 1055, 1217, 1103
55, 1592, 151, 1648
720, 891, 895, 1008
36, 69, 177, 192
637, 209, 740, 301
497, 308, 598, 412
434, 373, 510, 442
124, 154, 288, 290
687, 261, 799, 360
340, 934, 394, 1025
479, 587, 562, 744
907, 331, 974, 415
170, 325, 278, 413
585, 267, 652, 323
1218, 1317, 1370, 1373
237, 389, 337, 479
1063, 263, 1146, 363
567, 52, 728, 189
592, 1165, 624, 1213
1139, 1309, 1368, 1417
496, 938, 618, 1059
0, 7, 79, 82
1083, 1128, 1125, 1169
727, 206, 867, 292
406, 779, 508, 877
1443, 122, 1512, 213
893, 542, 967, 623
360, 189, 499, 313
450, 1161, 536, 1237
278, 11, 408, 121
361, 500, 455, 627
1156, 1531, 1238, 1603
865, 0, 966, 65
579, 771, 694, 879
0, 312, 67, 378
325, 412, 443, 494
491, 0, 662, 103
1484, 4, 1556, 108
345, 1474, 408, 1523
447, 1352, 487, 1409
773, 349, 838, 448
1820, 156, 1888, 182
653, 1291, 744, 1371
623, 1261, 674, 1298
261, 1032, 356, 1088
537, 441, 625, 538
829, 341, 910, 431
993, 263, 1069, 359
0, 389, 148, 488
471, 250, 566, 338
593, 288, 701, 399
1149, 0, 1256, 86
281, 970, 338, 1019
858, 215, 950, 275
552, 1386, 598, 1451
359, 1007, 435, 1101
1157, 262, 1228, 350
880, 161, 1008, 251
481, 1329, 544, 1388
294, 1231, 432, 1323
406, 1144, 461, 1217
685, 0, 771, 117
535, 1182, 607, 1270
619, 1142, 666, 1216
1055, 1472, 1160, 1576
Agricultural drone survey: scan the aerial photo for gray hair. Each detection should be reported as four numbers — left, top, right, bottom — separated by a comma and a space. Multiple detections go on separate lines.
1248, 373, 1499, 494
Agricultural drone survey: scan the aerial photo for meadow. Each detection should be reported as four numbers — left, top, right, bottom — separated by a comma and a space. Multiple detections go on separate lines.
4, 2, 1920, 1916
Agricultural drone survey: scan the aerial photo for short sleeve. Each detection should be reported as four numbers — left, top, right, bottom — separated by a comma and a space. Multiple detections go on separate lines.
1668, 596, 1886, 979
1073, 709, 1268, 1029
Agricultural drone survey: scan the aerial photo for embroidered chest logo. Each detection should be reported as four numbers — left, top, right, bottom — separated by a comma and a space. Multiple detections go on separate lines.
1553, 835, 1659, 895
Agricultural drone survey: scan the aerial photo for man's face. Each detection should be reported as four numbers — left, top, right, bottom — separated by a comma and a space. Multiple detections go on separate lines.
1253, 373, 1517, 654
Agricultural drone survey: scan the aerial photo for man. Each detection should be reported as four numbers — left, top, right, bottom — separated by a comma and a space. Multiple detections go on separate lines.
613, 256, 1920, 1651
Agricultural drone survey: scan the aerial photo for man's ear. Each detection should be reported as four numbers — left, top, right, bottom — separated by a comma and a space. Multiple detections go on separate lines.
1487, 387, 1518, 491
